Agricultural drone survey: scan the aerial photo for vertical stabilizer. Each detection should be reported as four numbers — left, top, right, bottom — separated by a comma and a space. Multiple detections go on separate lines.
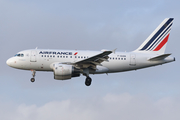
135, 18, 174, 54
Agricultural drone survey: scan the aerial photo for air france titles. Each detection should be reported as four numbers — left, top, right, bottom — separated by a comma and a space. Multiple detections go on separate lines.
39, 51, 72, 55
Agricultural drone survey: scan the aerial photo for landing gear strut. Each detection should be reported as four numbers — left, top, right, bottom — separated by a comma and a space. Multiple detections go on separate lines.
30, 70, 36, 82
85, 76, 92, 86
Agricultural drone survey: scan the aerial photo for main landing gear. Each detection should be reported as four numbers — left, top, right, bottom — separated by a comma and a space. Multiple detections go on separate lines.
83, 68, 92, 86
85, 76, 92, 86
30, 70, 36, 82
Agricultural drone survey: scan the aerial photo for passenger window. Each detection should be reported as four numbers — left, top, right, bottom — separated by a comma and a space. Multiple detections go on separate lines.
70, 56, 72, 58
42, 55, 43, 57
81, 56, 83, 58
53, 56, 55, 57
121, 58, 123, 60
66, 56, 68, 58
60, 56, 62, 58
75, 56, 77, 58
44, 55, 46, 57
50, 55, 52, 57
118, 58, 120, 60
78, 56, 80, 58
21, 54, 24, 57
124, 58, 126, 60
57, 56, 59, 58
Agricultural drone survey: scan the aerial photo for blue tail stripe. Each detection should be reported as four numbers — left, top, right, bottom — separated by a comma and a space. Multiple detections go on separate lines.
150, 29, 171, 51
140, 18, 173, 50
147, 23, 172, 50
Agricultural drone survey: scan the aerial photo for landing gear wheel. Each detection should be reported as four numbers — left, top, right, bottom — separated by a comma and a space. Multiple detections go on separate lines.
30, 70, 36, 83
31, 78, 35, 82
85, 77, 92, 86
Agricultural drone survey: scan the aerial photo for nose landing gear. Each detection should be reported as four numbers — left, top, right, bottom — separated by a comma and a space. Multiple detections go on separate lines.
30, 70, 36, 82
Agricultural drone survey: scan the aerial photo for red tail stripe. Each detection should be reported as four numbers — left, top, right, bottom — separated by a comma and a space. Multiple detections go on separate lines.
153, 34, 170, 51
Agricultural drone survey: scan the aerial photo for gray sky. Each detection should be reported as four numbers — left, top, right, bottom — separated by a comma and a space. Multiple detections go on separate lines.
0, 0, 180, 120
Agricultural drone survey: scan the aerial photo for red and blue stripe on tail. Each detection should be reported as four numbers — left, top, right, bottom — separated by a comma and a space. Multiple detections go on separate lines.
136, 18, 174, 54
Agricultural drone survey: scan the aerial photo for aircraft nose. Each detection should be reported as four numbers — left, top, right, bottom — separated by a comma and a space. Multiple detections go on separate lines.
6, 58, 13, 66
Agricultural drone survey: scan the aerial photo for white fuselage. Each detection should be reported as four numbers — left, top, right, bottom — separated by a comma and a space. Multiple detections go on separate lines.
6, 18, 175, 86
6, 49, 175, 74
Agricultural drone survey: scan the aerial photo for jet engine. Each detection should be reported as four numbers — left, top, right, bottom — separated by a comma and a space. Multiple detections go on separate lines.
52, 63, 81, 80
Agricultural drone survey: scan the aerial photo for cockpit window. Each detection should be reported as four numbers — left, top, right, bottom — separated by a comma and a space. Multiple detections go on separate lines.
14, 54, 20, 57
14, 53, 24, 57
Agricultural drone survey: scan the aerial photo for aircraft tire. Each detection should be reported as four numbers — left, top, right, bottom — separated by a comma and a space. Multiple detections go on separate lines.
31, 78, 35, 82
85, 77, 92, 86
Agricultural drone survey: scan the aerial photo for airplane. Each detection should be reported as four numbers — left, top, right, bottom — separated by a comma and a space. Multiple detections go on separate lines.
6, 18, 175, 86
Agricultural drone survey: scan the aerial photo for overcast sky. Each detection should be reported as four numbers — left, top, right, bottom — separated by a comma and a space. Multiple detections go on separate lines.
0, 0, 180, 120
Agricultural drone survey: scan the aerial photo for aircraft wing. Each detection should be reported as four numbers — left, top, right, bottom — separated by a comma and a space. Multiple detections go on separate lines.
73, 50, 113, 69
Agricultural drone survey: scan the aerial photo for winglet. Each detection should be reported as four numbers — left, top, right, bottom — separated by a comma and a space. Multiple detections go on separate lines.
112, 48, 117, 54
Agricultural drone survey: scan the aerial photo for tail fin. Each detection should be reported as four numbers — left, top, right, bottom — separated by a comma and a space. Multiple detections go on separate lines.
135, 18, 174, 54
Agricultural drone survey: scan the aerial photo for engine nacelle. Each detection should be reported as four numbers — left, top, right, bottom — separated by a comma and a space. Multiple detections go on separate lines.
52, 63, 80, 80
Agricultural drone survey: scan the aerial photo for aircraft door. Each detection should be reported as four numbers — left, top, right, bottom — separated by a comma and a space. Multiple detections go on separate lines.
30, 50, 37, 62
130, 54, 136, 66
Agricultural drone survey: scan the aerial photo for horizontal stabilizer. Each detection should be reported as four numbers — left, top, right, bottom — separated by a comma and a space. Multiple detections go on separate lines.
148, 54, 171, 61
